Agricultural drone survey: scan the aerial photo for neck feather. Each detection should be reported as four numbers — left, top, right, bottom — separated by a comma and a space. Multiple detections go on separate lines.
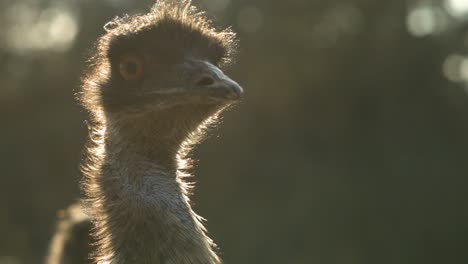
82, 113, 221, 264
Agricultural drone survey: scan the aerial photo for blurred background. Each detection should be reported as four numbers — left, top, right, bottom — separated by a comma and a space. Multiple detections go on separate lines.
2, 0, 468, 263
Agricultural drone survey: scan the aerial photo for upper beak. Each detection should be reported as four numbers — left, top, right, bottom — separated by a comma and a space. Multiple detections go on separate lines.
187, 60, 243, 101
141, 60, 243, 102
193, 73, 243, 100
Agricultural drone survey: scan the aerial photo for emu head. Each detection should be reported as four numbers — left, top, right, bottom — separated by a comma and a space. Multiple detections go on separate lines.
80, 0, 242, 140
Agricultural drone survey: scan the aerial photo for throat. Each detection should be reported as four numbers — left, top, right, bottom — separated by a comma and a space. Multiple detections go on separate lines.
83, 121, 221, 264
105, 107, 216, 172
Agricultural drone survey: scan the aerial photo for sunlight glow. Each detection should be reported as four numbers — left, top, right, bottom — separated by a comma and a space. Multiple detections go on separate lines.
443, 54, 468, 83
5, 3, 78, 54
407, 6, 438, 37
445, 0, 468, 18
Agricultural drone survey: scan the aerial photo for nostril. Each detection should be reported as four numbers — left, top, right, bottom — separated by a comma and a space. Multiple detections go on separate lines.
196, 76, 215, 86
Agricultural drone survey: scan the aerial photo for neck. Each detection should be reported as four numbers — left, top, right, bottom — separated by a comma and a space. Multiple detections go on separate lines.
82, 113, 221, 264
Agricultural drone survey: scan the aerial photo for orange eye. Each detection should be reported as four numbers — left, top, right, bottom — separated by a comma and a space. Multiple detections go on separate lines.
119, 54, 144, 81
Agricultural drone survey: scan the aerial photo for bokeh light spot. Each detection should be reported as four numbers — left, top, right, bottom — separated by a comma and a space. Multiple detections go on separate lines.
5, 2, 79, 54
442, 54, 468, 83
406, 6, 448, 37
444, 0, 468, 18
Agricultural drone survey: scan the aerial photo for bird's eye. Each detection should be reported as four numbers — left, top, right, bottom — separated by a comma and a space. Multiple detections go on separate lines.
119, 54, 144, 81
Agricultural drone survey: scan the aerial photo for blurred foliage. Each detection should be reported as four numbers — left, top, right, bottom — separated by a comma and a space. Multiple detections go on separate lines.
1, 0, 468, 263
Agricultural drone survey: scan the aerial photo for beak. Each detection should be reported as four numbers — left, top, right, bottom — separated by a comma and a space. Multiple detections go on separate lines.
141, 60, 243, 103
190, 61, 243, 101
166, 59, 242, 102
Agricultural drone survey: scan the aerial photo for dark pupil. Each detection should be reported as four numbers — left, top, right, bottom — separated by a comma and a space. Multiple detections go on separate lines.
126, 61, 138, 75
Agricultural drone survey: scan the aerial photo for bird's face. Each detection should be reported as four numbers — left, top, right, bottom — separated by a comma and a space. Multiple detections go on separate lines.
96, 21, 242, 120
105, 51, 242, 113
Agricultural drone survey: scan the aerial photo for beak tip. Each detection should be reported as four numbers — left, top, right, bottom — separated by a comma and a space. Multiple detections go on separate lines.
222, 79, 243, 101
229, 84, 243, 100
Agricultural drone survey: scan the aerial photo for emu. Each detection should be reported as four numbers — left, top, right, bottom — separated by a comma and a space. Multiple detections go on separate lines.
46, 1, 241, 263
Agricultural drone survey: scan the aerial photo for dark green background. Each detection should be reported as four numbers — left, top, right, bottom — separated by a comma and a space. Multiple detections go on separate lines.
1, 0, 468, 263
